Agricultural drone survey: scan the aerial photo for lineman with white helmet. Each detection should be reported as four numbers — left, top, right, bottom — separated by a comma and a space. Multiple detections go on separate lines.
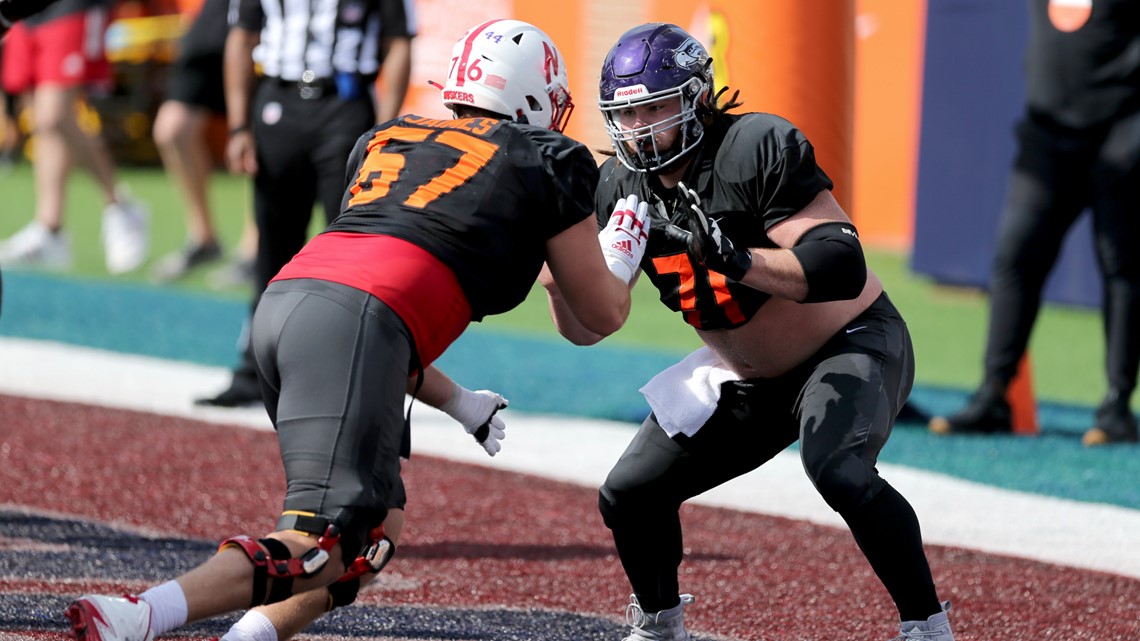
64, 18, 649, 641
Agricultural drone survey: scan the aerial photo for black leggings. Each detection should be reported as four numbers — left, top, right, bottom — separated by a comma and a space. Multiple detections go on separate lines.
233, 81, 377, 387
599, 294, 940, 619
985, 109, 1140, 396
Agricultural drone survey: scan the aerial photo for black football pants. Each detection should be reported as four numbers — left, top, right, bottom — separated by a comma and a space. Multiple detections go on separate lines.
598, 294, 940, 620
233, 80, 376, 388
984, 109, 1140, 398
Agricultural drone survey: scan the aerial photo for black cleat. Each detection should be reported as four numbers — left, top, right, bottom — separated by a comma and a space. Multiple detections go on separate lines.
151, 239, 223, 282
195, 376, 261, 408
1082, 396, 1139, 446
929, 386, 1012, 435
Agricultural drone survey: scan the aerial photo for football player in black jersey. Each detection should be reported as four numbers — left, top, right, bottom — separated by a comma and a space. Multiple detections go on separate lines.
64, 20, 649, 641
542, 23, 955, 641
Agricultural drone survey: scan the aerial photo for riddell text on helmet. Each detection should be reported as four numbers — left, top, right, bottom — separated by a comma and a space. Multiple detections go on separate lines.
614, 85, 649, 99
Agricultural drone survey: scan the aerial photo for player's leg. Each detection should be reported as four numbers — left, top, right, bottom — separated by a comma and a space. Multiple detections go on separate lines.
599, 377, 796, 638
798, 294, 952, 638
221, 508, 405, 641
68, 281, 412, 638
151, 98, 222, 278
932, 114, 1090, 434
1083, 110, 1140, 445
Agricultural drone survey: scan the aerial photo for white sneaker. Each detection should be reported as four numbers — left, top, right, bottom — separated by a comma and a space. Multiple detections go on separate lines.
102, 189, 149, 274
65, 594, 155, 641
0, 220, 72, 270
623, 593, 695, 641
893, 601, 955, 641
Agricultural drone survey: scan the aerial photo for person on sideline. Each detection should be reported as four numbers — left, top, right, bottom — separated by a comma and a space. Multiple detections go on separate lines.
929, 0, 1140, 445
150, 0, 256, 283
64, 19, 645, 640
194, 0, 415, 407
0, 0, 149, 274
541, 23, 954, 641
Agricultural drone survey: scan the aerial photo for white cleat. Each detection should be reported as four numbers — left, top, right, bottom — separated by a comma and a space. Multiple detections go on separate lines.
65, 594, 155, 641
102, 188, 150, 274
0, 220, 72, 270
622, 593, 695, 641
893, 601, 955, 641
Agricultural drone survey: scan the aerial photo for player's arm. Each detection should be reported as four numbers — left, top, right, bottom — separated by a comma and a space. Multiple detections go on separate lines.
543, 199, 651, 344
676, 185, 865, 303
539, 262, 607, 346
542, 195, 649, 345
223, 0, 262, 175
409, 366, 508, 457
374, 0, 413, 123
744, 189, 865, 303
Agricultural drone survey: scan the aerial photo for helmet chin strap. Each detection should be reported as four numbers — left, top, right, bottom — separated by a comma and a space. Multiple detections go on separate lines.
645, 133, 699, 175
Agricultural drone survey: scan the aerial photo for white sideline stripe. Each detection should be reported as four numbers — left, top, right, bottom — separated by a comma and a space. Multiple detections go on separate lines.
2, 337, 1138, 580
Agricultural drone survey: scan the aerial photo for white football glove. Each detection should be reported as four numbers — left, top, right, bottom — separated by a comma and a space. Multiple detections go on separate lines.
440, 382, 508, 457
599, 194, 651, 285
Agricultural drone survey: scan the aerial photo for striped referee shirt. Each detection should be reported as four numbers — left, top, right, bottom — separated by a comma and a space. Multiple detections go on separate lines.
232, 0, 415, 81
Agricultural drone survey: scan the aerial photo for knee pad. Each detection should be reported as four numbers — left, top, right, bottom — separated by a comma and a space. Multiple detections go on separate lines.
219, 519, 345, 607
277, 510, 377, 569
327, 526, 397, 609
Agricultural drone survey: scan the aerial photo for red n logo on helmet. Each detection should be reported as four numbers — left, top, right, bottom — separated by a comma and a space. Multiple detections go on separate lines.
543, 41, 559, 83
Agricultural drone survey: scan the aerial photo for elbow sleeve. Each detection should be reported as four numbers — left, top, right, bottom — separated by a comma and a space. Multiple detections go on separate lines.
789, 221, 867, 303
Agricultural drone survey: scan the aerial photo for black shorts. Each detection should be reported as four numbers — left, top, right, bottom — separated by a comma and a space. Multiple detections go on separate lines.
165, 50, 225, 114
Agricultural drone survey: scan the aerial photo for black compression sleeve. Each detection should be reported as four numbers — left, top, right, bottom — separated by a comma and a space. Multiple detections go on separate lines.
790, 221, 867, 303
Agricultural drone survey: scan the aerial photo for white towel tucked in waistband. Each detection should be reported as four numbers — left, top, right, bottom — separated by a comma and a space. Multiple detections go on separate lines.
639, 346, 742, 438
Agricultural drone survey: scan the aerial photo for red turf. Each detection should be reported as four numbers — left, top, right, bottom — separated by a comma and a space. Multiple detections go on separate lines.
2, 394, 1138, 640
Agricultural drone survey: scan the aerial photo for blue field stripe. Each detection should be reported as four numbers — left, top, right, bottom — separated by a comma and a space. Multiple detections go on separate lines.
2, 272, 1138, 510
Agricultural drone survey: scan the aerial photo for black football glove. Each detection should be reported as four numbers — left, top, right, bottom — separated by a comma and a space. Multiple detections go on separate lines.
675, 182, 752, 281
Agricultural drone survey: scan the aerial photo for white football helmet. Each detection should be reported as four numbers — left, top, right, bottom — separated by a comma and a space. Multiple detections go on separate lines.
440, 19, 574, 132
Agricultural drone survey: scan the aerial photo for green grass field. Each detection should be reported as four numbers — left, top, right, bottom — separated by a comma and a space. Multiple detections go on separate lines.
0, 161, 1113, 409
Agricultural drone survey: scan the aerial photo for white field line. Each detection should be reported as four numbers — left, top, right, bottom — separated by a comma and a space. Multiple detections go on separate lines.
1, 337, 1138, 580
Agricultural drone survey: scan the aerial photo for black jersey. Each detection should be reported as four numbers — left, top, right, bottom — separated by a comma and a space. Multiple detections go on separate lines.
596, 112, 833, 331
1025, 0, 1140, 129
328, 114, 599, 320
179, 0, 229, 58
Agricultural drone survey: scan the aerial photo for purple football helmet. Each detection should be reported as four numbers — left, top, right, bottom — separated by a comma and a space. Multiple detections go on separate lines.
599, 23, 714, 172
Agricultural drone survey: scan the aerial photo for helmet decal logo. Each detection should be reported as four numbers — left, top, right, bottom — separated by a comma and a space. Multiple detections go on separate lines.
543, 41, 559, 84
443, 90, 476, 103
614, 84, 650, 100
672, 38, 705, 69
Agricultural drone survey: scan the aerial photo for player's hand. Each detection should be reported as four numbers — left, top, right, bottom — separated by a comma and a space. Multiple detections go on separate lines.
225, 130, 258, 176
676, 182, 751, 281
443, 385, 508, 457
599, 194, 651, 285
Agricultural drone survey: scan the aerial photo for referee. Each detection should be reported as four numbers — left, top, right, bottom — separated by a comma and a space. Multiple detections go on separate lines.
198, 0, 415, 406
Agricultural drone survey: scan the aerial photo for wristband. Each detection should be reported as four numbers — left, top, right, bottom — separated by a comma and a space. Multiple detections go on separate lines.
229, 124, 251, 136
